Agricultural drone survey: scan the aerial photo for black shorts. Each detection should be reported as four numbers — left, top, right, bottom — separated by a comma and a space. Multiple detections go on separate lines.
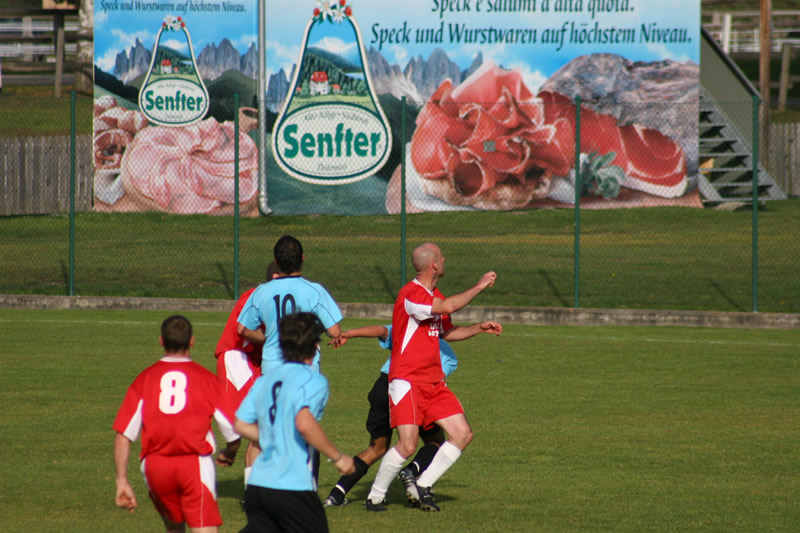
365, 373, 444, 439
365, 373, 392, 439
242, 485, 328, 533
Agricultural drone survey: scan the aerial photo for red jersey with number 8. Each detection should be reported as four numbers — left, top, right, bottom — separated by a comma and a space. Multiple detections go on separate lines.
388, 280, 453, 385
113, 357, 237, 459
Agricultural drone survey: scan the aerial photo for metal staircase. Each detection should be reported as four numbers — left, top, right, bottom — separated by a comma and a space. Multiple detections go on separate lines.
697, 90, 787, 207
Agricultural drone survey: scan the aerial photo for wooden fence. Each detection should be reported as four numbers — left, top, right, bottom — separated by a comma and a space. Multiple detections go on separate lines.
0, 134, 92, 215
767, 122, 800, 198
0, 128, 797, 217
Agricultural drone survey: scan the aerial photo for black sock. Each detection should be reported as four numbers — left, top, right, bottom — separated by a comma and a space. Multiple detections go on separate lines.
409, 443, 439, 476
329, 456, 370, 497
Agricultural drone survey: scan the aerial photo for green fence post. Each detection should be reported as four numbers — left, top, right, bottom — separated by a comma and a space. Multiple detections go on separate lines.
401, 96, 407, 288
69, 91, 76, 296
573, 95, 581, 308
234, 93, 240, 299
752, 94, 759, 313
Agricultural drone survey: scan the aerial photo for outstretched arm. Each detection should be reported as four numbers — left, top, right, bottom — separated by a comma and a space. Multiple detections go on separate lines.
326, 323, 341, 339
295, 408, 355, 476
114, 433, 138, 513
442, 321, 502, 342
237, 323, 265, 345
329, 325, 389, 348
431, 271, 496, 315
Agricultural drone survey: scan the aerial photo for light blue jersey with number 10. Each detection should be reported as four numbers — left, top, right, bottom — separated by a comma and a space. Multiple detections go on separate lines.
237, 276, 343, 372
236, 361, 329, 491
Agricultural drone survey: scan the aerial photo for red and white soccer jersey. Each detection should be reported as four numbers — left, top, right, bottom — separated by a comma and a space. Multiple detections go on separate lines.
388, 280, 453, 385
215, 288, 263, 407
113, 357, 238, 459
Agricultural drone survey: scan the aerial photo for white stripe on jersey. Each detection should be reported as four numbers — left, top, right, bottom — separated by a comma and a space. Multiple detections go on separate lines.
401, 298, 433, 354
205, 430, 217, 453
214, 408, 238, 443
122, 399, 144, 441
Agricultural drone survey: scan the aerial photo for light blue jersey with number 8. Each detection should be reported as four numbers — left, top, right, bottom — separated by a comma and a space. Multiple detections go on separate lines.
237, 361, 329, 490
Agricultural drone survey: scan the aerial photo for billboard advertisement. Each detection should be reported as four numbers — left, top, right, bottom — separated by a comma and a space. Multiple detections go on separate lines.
93, 1, 258, 215
265, 0, 701, 215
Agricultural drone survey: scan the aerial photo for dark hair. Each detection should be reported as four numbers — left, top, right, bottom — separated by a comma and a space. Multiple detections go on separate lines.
278, 312, 325, 363
161, 315, 192, 352
266, 260, 280, 281
274, 235, 303, 274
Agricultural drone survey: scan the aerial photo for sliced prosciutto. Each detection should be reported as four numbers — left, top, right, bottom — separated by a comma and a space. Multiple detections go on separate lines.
121, 118, 258, 214
618, 124, 687, 198
410, 61, 689, 205
539, 90, 687, 198
410, 61, 574, 201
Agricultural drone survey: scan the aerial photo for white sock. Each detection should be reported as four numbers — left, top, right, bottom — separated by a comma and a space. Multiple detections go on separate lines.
367, 447, 406, 503
416, 441, 461, 488
244, 466, 252, 487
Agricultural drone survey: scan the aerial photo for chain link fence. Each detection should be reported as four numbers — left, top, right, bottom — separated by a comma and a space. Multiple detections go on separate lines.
0, 92, 798, 314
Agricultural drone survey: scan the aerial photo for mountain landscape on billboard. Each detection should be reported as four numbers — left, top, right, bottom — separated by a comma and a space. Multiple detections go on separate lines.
265, 47, 482, 112
265, 67, 292, 111
112, 38, 257, 84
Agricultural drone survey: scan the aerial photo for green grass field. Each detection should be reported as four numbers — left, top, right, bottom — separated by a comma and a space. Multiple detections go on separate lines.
2, 201, 800, 313
1, 309, 798, 532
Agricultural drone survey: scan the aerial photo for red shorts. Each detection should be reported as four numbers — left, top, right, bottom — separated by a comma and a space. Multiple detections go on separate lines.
142, 454, 221, 528
216, 350, 261, 409
388, 379, 464, 429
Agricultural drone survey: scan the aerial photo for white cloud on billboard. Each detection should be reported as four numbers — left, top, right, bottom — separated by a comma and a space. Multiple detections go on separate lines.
235, 34, 258, 50
390, 45, 409, 68
455, 41, 507, 68
111, 28, 154, 51
312, 36, 356, 55
645, 42, 692, 64
266, 39, 301, 82
507, 61, 547, 94
161, 39, 187, 52
96, 48, 118, 72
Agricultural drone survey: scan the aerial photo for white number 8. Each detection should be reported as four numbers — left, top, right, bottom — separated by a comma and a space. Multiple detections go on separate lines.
159, 371, 188, 414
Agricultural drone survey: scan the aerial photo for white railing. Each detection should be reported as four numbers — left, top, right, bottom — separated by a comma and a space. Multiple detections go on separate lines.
0, 15, 79, 59
704, 10, 800, 53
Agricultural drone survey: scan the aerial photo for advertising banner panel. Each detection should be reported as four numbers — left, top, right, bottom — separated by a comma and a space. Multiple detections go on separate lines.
93, 0, 258, 215
266, 0, 701, 215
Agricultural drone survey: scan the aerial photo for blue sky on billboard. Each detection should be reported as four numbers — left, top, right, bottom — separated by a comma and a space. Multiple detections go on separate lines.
267, 0, 699, 93
94, 0, 699, 95
94, 4, 258, 73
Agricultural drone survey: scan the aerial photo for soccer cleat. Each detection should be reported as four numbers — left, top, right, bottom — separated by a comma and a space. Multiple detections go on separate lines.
323, 494, 348, 507
398, 467, 420, 506
365, 498, 387, 512
418, 486, 440, 512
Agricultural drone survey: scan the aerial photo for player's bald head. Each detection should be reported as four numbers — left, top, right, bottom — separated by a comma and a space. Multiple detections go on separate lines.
412, 242, 441, 273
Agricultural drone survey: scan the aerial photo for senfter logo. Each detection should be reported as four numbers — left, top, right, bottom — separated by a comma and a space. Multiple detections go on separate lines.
139, 15, 209, 127
272, 1, 392, 185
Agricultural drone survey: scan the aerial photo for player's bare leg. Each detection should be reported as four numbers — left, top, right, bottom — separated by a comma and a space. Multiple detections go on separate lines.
399, 426, 446, 505
365, 424, 419, 510
160, 516, 186, 533
414, 413, 473, 511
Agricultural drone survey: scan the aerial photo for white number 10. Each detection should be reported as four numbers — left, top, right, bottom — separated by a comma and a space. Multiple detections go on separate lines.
159, 371, 187, 414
